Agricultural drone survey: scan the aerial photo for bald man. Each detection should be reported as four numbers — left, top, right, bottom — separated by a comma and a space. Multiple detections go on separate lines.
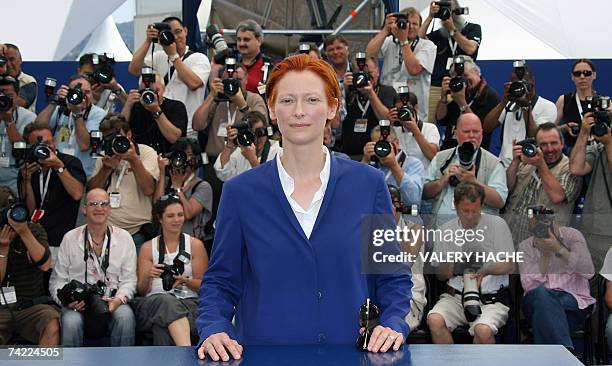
49, 188, 137, 347
423, 113, 508, 228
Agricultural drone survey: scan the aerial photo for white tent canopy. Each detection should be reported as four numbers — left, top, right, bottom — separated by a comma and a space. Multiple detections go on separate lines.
78, 16, 133, 61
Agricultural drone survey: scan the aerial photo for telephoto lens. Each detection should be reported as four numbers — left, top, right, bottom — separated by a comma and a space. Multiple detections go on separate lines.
462, 268, 483, 322
449, 142, 476, 187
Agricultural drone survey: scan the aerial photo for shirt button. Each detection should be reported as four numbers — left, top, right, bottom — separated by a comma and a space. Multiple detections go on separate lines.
318, 333, 326, 343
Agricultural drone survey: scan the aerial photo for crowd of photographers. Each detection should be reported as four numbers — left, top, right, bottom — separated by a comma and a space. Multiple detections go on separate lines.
0, 0, 611, 356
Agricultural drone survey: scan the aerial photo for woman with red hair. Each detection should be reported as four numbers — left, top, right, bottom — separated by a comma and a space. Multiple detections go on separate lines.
196, 55, 412, 361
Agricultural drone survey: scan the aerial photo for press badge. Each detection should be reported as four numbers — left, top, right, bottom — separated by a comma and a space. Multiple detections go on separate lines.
109, 192, 122, 208
354, 119, 368, 133
217, 122, 228, 137
31, 209, 45, 222
200, 153, 209, 165
0, 286, 17, 305
62, 147, 76, 156
0, 156, 10, 168
58, 126, 71, 143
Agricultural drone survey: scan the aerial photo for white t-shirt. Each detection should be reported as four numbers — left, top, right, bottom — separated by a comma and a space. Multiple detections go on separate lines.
144, 46, 211, 138
379, 36, 437, 123
498, 96, 557, 167
393, 122, 440, 171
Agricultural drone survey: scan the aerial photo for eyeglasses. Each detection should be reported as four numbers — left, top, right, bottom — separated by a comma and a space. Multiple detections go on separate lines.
572, 70, 593, 77
86, 200, 110, 207
0, 75, 17, 83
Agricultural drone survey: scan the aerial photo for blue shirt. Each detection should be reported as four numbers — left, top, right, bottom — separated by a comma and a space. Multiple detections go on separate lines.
378, 151, 424, 209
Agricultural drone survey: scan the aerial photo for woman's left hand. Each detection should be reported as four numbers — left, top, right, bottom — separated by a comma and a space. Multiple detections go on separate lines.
172, 274, 190, 288
365, 325, 404, 352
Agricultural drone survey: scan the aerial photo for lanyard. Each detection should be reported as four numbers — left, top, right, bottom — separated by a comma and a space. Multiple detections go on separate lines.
38, 169, 52, 209
226, 102, 238, 126
448, 36, 458, 56
356, 98, 371, 118
575, 92, 585, 117
114, 162, 129, 192
84, 226, 112, 282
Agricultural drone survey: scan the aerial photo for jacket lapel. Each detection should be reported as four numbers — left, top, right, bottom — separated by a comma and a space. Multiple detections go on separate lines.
310, 152, 338, 237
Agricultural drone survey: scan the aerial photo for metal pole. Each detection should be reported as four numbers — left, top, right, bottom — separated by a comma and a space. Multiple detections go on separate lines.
216, 29, 379, 36
261, 0, 274, 28
330, 0, 371, 36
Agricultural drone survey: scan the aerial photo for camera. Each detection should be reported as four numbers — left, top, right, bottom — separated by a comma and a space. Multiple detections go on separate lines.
160, 252, 190, 292
0, 55, 6, 67
24, 139, 53, 164
508, 60, 531, 103
462, 267, 482, 322
139, 88, 157, 105
298, 43, 311, 54
57, 279, 112, 338
67, 82, 84, 105
152, 22, 175, 46
90, 53, 115, 85
397, 86, 416, 124
222, 58, 241, 97
391, 12, 408, 30
44, 77, 57, 99
449, 56, 466, 93
449, 141, 476, 187
529, 206, 554, 239
102, 134, 130, 156
141, 66, 156, 86
352, 52, 370, 88
206, 24, 231, 65
164, 150, 189, 172
434, 1, 469, 21
232, 117, 256, 147
388, 185, 411, 215
516, 138, 538, 158
0, 201, 29, 227
586, 95, 612, 137
89, 130, 103, 157
374, 120, 392, 159
0, 91, 12, 112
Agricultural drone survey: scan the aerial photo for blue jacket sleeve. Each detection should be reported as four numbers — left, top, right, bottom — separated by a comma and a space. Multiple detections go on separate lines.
371, 172, 413, 339
196, 181, 244, 345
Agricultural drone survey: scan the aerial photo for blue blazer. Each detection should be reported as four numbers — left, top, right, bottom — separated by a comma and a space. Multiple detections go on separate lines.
197, 153, 413, 345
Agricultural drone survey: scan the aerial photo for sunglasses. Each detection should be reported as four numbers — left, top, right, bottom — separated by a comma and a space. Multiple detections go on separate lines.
86, 200, 110, 207
572, 70, 593, 77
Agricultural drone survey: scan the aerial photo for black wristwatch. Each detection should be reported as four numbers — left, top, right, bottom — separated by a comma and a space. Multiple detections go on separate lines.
152, 110, 163, 119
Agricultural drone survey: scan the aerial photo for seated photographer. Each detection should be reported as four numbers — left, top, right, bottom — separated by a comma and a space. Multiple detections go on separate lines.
17, 121, 85, 261
519, 208, 594, 351
49, 188, 137, 347
37, 75, 107, 176
0, 74, 37, 192
2, 44, 37, 112
341, 55, 396, 158
87, 114, 159, 249
214, 111, 280, 182
504, 123, 581, 244
388, 90, 440, 171
366, 8, 436, 123
122, 72, 187, 154
483, 62, 557, 167
389, 186, 427, 332
136, 197, 208, 346
361, 124, 424, 209
0, 186, 59, 346
78, 53, 127, 113
154, 137, 213, 242
569, 111, 612, 270
424, 113, 507, 228
427, 182, 514, 344
435, 56, 499, 150
129, 17, 211, 140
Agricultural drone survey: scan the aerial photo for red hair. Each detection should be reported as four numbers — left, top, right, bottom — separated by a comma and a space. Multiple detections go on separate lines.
266, 54, 340, 110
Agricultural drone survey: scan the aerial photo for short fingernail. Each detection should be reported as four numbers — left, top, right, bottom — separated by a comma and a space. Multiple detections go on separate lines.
234, 354, 241, 359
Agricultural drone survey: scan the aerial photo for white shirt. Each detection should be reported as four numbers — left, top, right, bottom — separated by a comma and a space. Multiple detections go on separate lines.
214, 140, 281, 182
393, 122, 440, 171
276, 146, 331, 239
145, 46, 211, 138
498, 96, 557, 167
379, 36, 437, 123
149, 234, 198, 298
49, 225, 138, 305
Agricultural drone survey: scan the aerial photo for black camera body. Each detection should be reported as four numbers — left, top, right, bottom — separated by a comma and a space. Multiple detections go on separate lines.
434, 1, 469, 21
516, 138, 538, 158
449, 141, 476, 187
23, 140, 52, 164
0, 202, 29, 227
67, 83, 85, 105
102, 134, 130, 157
139, 88, 157, 105
352, 52, 370, 89
530, 206, 555, 238
90, 53, 116, 85
449, 56, 466, 93
0, 91, 13, 112
374, 120, 392, 159
232, 118, 256, 147
152, 22, 175, 46
585, 95, 612, 137
509, 60, 531, 103
222, 58, 241, 97
391, 12, 408, 29
57, 279, 112, 338
397, 86, 416, 124
160, 253, 190, 292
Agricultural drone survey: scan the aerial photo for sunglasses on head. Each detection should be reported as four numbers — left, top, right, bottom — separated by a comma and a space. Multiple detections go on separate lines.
572, 70, 593, 77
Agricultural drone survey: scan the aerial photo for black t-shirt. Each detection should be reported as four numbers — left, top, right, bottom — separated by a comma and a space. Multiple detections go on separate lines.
428, 23, 482, 86
437, 82, 499, 150
17, 153, 86, 247
341, 84, 398, 156
5, 223, 48, 301
129, 98, 187, 153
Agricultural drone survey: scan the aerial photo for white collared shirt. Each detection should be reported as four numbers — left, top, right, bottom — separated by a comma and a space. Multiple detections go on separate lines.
276, 146, 331, 239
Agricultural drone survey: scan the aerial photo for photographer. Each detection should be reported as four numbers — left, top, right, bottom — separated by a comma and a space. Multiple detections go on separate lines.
366, 8, 437, 122
49, 188, 137, 347
342, 56, 396, 158
235, 19, 270, 94
0, 75, 36, 192
78, 53, 127, 113
0, 186, 59, 345
483, 63, 557, 167
362, 125, 424, 209
37, 75, 107, 176
436, 56, 499, 150
427, 182, 514, 344
87, 114, 159, 249
128, 17, 211, 140
424, 113, 507, 228
519, 208, 594, 352
122, 72, 187, 154
2, 44, 37, 112
324, 35, 351, 148
136, 197, 208, 345
214, 111, 279, 182
505, 123, 581, 244
569, 110, 612, 270
17, 122, 85, 260
154, 137, 213, 242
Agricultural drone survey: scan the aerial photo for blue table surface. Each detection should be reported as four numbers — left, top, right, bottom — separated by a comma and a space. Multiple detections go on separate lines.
1, 344, 582, 366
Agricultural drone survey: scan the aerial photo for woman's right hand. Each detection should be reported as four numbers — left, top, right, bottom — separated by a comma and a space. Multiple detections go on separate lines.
149, 263, 165, 279
197, 332, 243, 361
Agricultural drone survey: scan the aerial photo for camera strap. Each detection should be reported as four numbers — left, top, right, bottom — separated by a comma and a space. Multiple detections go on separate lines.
448, 37, 458, 57
259, 139, 271, 164
599, 145, 612, 204
439, 146, 482, 177
83, 226, 112, 284
157, 232, 187, 265
113, 162, 129, 192
356, 98, 371, 118
164, 50, 194, 85
38, 169, 52, 209
226, 102, 238, 127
